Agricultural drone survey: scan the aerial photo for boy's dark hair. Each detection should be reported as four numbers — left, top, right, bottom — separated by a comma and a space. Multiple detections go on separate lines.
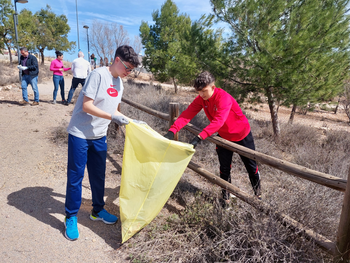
114, 45, 140, 68
194, 71, 215, 91
20, 47, 28, 52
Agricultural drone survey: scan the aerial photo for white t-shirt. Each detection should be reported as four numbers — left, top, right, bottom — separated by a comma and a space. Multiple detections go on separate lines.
67, 67, 123, 139
71, 57, 91, 79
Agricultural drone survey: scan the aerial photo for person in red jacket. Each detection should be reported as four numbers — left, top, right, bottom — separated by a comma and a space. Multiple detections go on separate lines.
164, 71, 261, 205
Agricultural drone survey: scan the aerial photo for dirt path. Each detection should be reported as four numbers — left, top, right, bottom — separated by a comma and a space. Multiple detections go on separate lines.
0, 77, 127, 262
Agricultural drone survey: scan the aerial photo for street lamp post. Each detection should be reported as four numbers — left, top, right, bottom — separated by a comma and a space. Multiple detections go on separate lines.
75, 0, 80, 50
83, 25, 90, 62
13, 0, 28, 82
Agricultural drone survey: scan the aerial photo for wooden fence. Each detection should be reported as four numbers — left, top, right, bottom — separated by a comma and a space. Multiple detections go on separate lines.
122, 97, 350, 261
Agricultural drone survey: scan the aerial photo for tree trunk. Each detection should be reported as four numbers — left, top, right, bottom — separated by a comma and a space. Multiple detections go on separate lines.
334, 97, 340, 114
172, 77, 178, 94
40, 49, 45, 65
289, 104, 297, 124
345, 106, 350, 123
5, 44, 13, 64
266, 87, 280, 137
136, 66, 143, 77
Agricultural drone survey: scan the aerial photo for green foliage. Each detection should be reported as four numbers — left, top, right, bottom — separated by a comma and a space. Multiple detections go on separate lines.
141, 1, 227, 93
140, 0, 224, 92
0, 3, 75, 63
140, 0, 193, 92
182, 15, 226, 83
17, 9, 36, 51
31, 5, 75, 62
211, 0, 350, 135
0, 0, 14, 54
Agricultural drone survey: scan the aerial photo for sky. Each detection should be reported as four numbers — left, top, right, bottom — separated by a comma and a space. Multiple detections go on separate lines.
15, 0, 219, 62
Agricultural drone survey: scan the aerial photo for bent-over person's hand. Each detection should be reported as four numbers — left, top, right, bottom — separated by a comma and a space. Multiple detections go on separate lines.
189, 136, 201, 148
164, 131, 174, 140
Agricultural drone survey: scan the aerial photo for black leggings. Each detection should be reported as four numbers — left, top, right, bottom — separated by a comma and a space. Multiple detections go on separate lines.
216, 131, 261, 199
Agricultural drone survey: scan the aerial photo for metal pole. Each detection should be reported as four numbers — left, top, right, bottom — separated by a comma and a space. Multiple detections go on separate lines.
13, 1, 21, 82
75, 0, 80, 50
87, 28, 90, 62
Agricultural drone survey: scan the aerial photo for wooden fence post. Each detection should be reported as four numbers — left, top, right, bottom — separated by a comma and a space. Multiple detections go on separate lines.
169, 102, 179, 141
335, 168, 350, 262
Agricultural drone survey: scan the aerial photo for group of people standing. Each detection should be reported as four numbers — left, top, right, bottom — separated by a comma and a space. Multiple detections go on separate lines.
17, 48, 93, 106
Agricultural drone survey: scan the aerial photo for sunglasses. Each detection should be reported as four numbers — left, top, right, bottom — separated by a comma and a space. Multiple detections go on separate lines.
118, 57, 133, 72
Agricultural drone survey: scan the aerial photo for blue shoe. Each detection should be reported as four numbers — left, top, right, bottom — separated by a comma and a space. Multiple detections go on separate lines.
90, 209, 118, 224
64, 216, 79, 241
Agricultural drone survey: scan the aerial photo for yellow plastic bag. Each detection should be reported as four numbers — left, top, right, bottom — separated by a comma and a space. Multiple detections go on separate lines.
120, 121, 195, 243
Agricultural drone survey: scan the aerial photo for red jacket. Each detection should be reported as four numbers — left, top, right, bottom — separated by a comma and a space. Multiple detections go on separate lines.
169, 87, 251, 141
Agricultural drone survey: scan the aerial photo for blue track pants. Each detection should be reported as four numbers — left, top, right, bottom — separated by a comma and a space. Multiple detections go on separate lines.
65, 134, 107, 217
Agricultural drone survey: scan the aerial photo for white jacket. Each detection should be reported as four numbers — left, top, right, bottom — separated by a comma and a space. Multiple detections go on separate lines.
71, 57, 91, 79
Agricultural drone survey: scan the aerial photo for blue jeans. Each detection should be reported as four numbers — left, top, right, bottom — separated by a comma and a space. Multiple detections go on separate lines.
52, 75, 65, 101
67, 77, 85, 103
65, 134, 107, 217
21, 75, 39, 102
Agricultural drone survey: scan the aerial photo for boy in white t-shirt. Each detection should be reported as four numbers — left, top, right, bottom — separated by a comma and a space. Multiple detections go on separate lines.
64, 45, 140, 241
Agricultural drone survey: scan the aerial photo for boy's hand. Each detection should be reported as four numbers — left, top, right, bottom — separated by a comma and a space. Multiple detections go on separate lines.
111, 115, 129, 126
164, 131, 174, 140
189, 136, 201, 148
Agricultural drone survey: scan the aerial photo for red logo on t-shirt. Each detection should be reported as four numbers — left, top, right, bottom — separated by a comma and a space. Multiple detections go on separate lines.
107, 88, 118, 97
110, 84, 116, 87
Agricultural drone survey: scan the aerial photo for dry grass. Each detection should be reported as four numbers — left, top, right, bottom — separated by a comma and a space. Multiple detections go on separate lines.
124, 195, 328, 262
0, 61, 57, 86
0, 62, 19, 86
116, 82, 348, 262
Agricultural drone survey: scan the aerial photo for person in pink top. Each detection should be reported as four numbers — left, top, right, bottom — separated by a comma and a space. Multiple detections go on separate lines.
50, 50, 71, 104
164, 71, 261, 206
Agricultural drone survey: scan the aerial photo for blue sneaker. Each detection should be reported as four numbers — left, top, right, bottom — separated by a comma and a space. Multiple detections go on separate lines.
90, 209, 118, 224
64, 216, 79, 241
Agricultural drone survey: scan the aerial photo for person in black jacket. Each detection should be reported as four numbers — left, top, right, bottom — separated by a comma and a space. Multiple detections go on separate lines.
18, 47, 39, 106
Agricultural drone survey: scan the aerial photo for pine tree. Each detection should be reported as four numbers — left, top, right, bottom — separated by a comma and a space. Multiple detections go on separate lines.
211, 0, 350, 136
140, 0, 193, 93
0, 0, 15, 63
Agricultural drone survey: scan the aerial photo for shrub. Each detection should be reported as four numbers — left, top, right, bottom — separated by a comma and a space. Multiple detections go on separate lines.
51, 120, 69, 145
124, 193, 331, 262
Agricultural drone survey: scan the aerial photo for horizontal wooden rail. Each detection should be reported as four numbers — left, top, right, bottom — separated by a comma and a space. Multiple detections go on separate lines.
122, 98, 347, 192
122, 98, 169, 121
184, 123, 347, 192
188, 161, 337, 255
